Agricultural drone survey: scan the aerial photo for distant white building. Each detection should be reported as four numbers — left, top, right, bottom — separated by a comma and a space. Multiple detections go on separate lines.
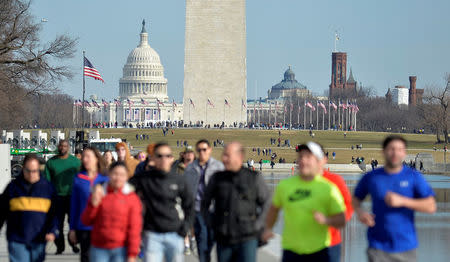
390, 86, 409, 106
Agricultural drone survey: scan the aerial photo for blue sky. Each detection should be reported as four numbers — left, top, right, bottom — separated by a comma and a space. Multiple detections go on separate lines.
32, 0, 450, 102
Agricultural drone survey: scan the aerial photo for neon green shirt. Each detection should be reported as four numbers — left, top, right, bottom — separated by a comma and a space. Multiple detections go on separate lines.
273, 175, 345, 255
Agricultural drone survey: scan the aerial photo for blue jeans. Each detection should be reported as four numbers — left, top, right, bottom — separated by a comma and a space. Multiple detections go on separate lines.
142, 231, 184, 262
90, 246, 126, 262
8, 241, 46, 262
194, 212, 215, 262
216, 238, 258, 262
328, 244, 341, 262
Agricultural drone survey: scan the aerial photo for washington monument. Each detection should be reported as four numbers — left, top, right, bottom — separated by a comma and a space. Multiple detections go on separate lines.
183, 0, 247, 126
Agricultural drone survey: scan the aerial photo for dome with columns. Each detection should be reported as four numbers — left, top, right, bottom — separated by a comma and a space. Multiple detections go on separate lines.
119, 20, 168, 101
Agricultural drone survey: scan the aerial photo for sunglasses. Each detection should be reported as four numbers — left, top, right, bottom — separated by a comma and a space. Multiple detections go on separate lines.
196, 148, 208, 152
156, 154, 173, 159
24, 168, 40, 174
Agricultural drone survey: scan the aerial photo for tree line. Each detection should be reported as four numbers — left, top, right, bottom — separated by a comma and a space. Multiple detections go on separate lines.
0, 0, 77, 130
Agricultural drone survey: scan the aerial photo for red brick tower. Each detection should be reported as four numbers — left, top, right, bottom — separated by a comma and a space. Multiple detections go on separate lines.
329, 52, 347, 97
409, 76, 417, 106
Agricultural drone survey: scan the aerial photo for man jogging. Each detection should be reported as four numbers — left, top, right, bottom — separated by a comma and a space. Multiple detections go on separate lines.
353, 135, 436, 262
263, 142, 346, 262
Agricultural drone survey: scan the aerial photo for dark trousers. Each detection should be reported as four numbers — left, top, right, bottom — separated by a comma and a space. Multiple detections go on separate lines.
328, 244, 341, 262
76, 230, 91, 262
194, 212, 215, 262
217, 238, 258, 262
282, 248, 330, 262
55, 195, 73, 252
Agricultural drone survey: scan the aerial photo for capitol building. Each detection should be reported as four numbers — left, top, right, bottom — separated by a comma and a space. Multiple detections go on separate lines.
75, 21, 183, 127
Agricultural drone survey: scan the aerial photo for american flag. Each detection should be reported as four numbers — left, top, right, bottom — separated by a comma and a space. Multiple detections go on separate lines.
290, 103, 294, 111
101, 99, 109, 107
114, 99, 121, 106
141, 98, 149, 105
241, 99, 246, 109
173, 100, 177, 107
189, 98, 195, 108
306, 101, 316, 111
207, 99, 215, 107
157, 99, 164, 106
259, 102, 262, 109
91, 99, 100, 108
330, 101, 338, 111
84, 57, 104, 83
127, 99, 134, 105
318, 101, 327, 114
354, 103, 360, 112
225, 99, 230, 107
83, 100, 91, 107
74, 99, 83, 107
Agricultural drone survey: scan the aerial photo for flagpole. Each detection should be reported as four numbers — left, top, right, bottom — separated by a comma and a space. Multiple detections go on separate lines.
297, 100, 300, 127
333, 105, 336, 126
338, 99, 341, 130
303, 100, 306, 129
328, 100, 331, 130
268, 102, 271, 126
322, 106, 325, 130
309, 103, 312, 127
289, 102, 292, 130
205, 100, 207, 126
82, 51, 86, 130
316, 101, 319, 130
258, 101, 261, 126
274, 102, 277, 126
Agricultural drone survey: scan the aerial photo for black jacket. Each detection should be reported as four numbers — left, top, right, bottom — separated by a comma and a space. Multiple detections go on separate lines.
129, 169, 194, 237
201, 168, 270, 244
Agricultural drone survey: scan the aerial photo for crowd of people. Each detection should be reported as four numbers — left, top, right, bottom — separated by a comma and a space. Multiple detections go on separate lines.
0, 135, 437, 262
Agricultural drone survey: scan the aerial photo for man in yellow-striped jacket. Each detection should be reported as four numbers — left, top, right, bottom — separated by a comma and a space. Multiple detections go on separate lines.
0, 154, 59, 262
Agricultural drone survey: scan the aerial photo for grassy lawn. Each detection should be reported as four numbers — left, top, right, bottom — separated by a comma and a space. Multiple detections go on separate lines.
36, 128, 447, 164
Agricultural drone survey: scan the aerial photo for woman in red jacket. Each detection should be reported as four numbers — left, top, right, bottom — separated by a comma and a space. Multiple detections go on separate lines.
81, 162, 142, 262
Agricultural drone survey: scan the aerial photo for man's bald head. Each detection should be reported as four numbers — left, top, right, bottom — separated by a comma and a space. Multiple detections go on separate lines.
222, 142, 245, 172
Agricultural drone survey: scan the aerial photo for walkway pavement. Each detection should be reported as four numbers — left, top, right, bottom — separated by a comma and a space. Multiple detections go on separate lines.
0, 228, 279, 262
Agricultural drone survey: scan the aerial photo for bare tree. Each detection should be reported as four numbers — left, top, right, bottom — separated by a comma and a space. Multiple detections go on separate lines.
0, 0, 77, 129
421, 74, 450, 143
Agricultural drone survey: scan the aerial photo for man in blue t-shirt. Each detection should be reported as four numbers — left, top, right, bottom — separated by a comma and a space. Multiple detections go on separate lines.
353, 135, 436, 262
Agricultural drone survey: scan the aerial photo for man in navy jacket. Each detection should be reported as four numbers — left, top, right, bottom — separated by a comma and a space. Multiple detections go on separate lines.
0, 154, 59, 262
